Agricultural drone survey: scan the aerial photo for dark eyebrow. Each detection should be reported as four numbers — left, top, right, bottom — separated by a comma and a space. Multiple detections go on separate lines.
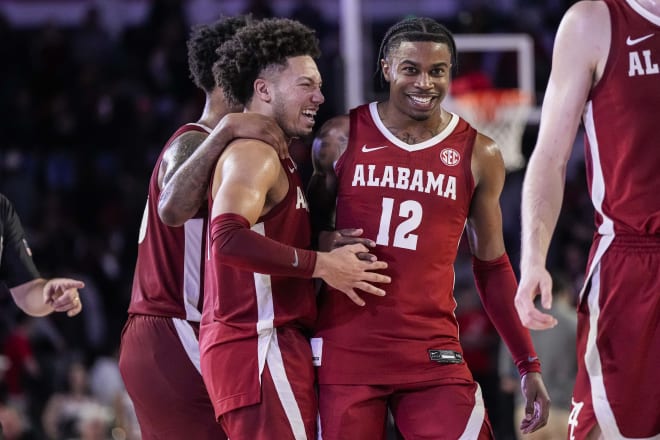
400, 59, 449, 68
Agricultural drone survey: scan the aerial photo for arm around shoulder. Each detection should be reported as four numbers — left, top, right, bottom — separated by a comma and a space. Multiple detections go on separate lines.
159, 113, 289, 226
157, 130, 214, 226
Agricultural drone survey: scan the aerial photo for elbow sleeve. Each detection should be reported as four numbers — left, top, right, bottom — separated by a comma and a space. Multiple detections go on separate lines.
472, 253, 541, 377
210, 213, 316, 278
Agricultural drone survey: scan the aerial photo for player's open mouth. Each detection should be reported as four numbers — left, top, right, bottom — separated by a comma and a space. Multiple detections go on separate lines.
408, 95, 436, 108
302, 109, 317, 124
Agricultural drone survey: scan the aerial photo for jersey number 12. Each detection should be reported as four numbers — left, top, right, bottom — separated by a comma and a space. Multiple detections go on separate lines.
376, 197, 422, 250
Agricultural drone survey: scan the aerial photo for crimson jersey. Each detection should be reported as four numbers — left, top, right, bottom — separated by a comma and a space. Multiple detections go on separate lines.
314, 102, 477, 385
569, 2, 660, 438
583, 0, 660, 237
128, 123, 210, 321
200, 157, 316, 416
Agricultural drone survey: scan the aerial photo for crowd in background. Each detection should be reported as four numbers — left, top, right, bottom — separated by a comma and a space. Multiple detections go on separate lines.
0, 0, 590, 438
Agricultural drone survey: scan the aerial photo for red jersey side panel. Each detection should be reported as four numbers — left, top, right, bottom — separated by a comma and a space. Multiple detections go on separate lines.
200, 158, 317, 417
128, 123, 210, 321
315, 102, 477, 385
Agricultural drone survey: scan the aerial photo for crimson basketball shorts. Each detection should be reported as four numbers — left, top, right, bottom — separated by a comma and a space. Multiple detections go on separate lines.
570, 236, 660, 439
318, 379, 493, 439
118, 314, 226, 440
208, 326, 317, 440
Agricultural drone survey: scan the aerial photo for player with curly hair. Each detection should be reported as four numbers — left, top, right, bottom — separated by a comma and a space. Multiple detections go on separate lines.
118, 15, 291, 440
199, 18, 390, 440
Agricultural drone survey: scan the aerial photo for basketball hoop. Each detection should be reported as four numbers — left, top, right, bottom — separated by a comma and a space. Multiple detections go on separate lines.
448, 89, 531, 172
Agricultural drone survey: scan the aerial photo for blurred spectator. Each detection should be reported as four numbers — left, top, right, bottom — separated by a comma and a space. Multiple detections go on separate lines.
87, 342, 140, 438
242, 0, 274, 18
1, 315, 41, 410
0, 402, 36, 440
499, 274, 577, 440
41, 359, 111, 440
290, 0, 327, 35
88, 346, 123, 408
71, 7, 115, 68
74, 402, 114, 440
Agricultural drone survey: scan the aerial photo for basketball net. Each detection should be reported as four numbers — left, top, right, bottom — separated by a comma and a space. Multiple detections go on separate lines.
446, 89, 531, 172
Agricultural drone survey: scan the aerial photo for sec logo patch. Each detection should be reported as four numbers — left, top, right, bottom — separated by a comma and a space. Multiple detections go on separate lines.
440, 148, 460, 166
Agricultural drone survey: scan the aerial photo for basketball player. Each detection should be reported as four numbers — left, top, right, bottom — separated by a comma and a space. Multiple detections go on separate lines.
1, 192, 83, 317
200, 18, 390, 440
118, 16, 289, 440
308, 17, 550, 439
514, 1, 660, 438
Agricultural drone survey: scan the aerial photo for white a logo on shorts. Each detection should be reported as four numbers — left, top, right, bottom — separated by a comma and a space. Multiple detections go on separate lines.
568, 398, 584, 440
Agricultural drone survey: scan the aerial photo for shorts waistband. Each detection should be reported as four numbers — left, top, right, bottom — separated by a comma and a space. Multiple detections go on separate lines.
608, 233, 660, 249
129, 313, 201, 325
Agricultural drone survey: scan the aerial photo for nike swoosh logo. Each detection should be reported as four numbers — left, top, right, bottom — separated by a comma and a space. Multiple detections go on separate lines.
285, 158, 297, 173
361, 144, 388, 153
292, 249, 299, 267
626, 33, 654, 46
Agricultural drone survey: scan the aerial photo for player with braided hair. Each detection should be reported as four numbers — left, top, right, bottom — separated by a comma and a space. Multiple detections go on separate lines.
199, 18, 390, 440
375, 16, 458, 85
308, 16, 550, 439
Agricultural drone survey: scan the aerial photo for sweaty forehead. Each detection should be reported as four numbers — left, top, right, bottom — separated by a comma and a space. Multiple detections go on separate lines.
272, 55, 322, 83
388, 40, 452, 64
292, 56, 322, 80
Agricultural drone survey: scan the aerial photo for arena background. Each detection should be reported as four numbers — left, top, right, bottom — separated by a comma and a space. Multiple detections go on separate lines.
0, 1, 591, 438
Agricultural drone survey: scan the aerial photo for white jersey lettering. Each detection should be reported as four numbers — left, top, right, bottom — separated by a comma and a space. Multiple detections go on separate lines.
444, 175, 457, 200
296, 186, 309, 211
629, 51, 645, 76
367, 164, 380, 186
629, 50, 659, 76
642, 50, 659, 74
409, 169, 424, 193
381, 166, 395, 187
396, 167, 410, 190
352, 165, 366, 186
352, 164, 457, 200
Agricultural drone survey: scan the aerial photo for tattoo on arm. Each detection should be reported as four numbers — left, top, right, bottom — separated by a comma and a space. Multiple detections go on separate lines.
159, 132, 210, 222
